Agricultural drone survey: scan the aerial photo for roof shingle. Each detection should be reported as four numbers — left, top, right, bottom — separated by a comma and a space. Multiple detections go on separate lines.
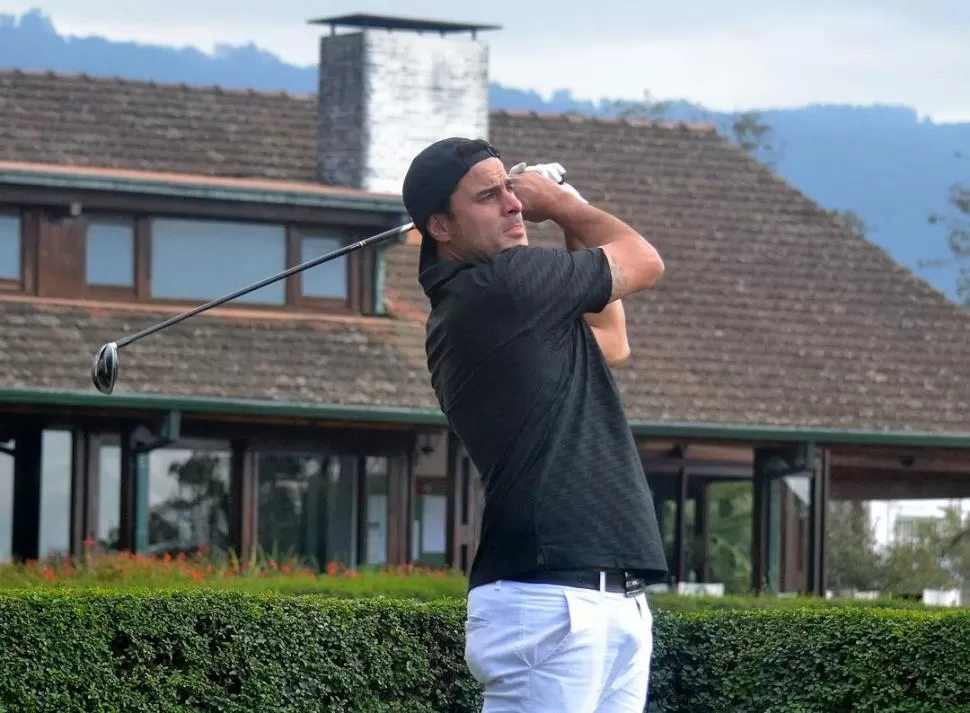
0, 298, 435, 409
0, 69, 317, 181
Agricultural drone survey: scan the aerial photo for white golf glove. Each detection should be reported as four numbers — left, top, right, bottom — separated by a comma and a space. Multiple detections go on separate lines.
509, 161, 589, 204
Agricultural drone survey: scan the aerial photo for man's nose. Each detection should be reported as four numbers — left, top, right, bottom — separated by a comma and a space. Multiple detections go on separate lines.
503, 189, 522, 214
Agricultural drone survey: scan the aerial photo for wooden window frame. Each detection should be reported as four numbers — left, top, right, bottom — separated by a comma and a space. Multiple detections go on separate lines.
0, 207, 37, 294
287, 225, 357, 314
16, 205, 377, 315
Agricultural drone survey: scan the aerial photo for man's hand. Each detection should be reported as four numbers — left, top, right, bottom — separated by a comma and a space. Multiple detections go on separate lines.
508, 166, 584, 224
509, 162, 588, 215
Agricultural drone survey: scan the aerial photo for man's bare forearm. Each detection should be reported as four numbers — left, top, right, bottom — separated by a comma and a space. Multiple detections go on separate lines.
551, 198, 642, 251
551, 195, 664, 304
553, 200, 630, 364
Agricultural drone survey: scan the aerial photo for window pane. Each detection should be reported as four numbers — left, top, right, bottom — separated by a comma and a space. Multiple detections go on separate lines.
363, 456, 388, 566
256, 452, 358, 569
301, 235, 348, 299
0, 215, 21, 280
40, 430, 72, 558
98, 443, 121, 550
146, 446, 231, 555
0, 442, 12, 563
86, 221, 134, 286
151, 218, 286, 304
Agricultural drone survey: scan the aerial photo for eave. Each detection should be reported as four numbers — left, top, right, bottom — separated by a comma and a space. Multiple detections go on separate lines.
1, 388, 969, 449
0, 161, 408, 218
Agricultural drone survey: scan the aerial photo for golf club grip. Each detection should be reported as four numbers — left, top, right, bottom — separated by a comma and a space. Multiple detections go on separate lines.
115, 221, 413, 349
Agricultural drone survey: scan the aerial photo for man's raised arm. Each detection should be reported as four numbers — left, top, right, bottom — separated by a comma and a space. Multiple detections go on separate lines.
550, 198, 665, 304
547, 196, 664, 365
508, 167, 665, 365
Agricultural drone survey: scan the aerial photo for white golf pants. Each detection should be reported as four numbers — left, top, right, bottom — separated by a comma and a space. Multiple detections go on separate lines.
464, 576, 654, 712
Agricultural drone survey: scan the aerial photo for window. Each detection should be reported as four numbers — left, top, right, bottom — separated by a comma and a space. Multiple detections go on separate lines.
0, 214, 21, 282
300, 234, 348, 300
256, 452, 359, 568
0, 440, 12, 563
40, 430, 72, 558
145, 442, 232, 556
150, 218, 286, 304
86, 219, 135, 287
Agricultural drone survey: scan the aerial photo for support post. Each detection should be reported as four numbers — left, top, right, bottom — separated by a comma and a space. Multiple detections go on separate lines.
11, 428, 42, 561
808, 446, 829, 596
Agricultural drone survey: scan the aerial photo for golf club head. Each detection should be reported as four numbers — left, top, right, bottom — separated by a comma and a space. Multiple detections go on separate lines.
91, 342, 119, 395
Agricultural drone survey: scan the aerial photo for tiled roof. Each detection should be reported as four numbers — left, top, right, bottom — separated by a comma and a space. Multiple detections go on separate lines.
0, 69, 317, 181
3, 69, 970, 432
0, 298, 435, 409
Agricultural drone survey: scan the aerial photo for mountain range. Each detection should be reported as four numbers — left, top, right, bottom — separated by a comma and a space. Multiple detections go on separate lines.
2, 8, 968, 303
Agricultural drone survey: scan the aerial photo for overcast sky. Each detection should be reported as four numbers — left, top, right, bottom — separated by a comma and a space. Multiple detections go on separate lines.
7, 0, 970, 122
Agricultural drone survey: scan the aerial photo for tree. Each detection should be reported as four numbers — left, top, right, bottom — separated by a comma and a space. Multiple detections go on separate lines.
731, 111, 772, 155
611, 89, 672, 121
703, 482, 753, 593
722, 110, 784, 168
826, 208, 870, 238
150, 451, 231, 556
920, 151, 969, 304
825, 500, 884, 592
879, 505, 970, 594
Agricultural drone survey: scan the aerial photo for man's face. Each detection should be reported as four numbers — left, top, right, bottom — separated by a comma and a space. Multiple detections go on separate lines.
428, 157, 528, 262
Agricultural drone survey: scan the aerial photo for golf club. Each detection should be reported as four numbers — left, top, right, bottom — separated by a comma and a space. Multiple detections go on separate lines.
91, 221, 414, 395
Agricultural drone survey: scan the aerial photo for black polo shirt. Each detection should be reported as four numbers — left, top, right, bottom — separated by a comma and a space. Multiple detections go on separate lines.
419, 244, 668, 590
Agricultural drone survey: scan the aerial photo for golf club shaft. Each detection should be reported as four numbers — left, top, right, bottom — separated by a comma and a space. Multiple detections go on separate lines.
115, 221, 413, 349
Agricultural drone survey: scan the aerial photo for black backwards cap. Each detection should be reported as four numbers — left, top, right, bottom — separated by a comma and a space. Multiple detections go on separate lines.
401, 137, 502, 277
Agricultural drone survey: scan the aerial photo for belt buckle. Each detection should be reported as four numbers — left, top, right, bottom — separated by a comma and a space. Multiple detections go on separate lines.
623, 570, 646, 597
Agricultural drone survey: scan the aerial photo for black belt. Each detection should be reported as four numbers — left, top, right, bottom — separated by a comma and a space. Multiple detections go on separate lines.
510, 568, 648, 597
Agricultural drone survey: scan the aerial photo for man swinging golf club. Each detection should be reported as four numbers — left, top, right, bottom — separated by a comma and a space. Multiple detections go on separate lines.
402, 137, 669, 712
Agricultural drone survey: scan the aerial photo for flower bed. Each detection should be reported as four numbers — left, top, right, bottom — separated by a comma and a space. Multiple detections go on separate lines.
0, 549, 935, 610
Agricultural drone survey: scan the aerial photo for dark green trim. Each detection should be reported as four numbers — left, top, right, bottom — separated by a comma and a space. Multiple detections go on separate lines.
0, 165, 406, 215
0, 388, 447, 427
1, 388, 969, 447
626, 421, 970, 447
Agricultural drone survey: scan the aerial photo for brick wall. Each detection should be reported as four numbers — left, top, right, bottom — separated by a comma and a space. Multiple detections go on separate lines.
316, 29, 490, 194
316, 33, 367, 189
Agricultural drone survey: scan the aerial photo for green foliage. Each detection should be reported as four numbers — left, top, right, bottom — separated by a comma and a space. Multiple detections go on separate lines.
922, 150, 969, 303
826, 500, 970, 595
730, 111, 779, 163
611, 89, 673, 121
648, 592, 931, 612
651, 607, 970, 713
826, 500, 885, 591
826, 208, 870, 237
699, 481, 752, 593
0, 589, 966, 712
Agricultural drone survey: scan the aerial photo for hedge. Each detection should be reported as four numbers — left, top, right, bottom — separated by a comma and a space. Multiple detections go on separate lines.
1, 588, 967, 712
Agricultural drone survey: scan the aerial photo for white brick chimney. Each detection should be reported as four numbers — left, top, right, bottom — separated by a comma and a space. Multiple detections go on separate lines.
311, 14, 498, 194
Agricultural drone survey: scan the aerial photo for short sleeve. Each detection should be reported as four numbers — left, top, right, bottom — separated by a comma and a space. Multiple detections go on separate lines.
489, 245, 613, 329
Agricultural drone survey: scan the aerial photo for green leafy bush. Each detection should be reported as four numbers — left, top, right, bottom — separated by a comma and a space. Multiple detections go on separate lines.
0, 589, 966, 712
647, 592, 932, 612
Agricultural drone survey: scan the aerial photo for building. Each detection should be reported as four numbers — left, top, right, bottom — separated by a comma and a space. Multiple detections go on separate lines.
871, 498, 970, 549
2, 13, 970, 594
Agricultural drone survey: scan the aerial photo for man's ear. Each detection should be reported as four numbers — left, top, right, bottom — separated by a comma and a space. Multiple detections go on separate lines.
426, 213, 452, 243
